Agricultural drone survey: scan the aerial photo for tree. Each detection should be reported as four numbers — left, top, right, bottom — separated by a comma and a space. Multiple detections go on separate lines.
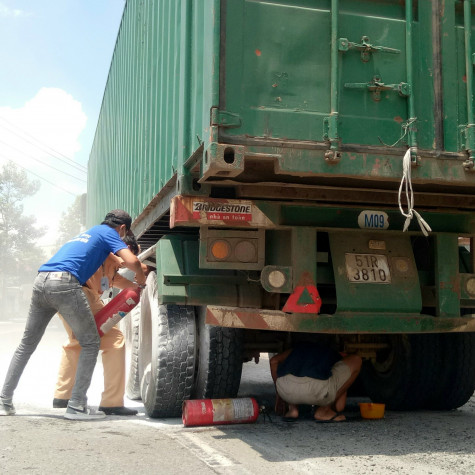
56, 194, 84, 247
0, 162, 46, 311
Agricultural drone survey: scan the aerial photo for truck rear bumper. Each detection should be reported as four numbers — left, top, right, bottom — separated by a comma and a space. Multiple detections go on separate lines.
206, 306, 475, 334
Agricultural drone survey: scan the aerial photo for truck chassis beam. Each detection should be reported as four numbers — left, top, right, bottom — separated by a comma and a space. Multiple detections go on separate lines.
206, 306, 475, 334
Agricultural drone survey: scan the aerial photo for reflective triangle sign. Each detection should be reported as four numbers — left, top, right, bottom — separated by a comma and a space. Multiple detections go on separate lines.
282, 272, 322, 314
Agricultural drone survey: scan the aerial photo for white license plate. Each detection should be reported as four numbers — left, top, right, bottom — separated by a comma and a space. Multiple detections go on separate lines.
345, 253, 391, 284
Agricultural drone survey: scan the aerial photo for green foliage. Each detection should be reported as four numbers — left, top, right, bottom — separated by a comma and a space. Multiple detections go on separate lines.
56, 195, 83, 247
0, 162, 46, 303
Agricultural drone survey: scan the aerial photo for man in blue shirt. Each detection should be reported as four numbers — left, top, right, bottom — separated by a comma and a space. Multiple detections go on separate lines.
270, 342, 362, 422
0, 210, 147, 420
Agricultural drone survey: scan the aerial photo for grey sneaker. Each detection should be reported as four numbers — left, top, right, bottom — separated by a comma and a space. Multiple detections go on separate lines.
0, 398, 16, 416
64, 404, 106, 420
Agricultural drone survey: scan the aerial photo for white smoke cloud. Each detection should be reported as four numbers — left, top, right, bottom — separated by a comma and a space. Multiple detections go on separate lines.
0, 88, 88, 249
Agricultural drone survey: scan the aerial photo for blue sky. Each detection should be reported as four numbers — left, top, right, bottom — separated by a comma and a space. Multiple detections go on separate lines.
0, 0, 125, 247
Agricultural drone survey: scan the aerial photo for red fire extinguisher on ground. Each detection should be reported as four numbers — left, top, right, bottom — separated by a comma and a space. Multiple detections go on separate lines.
94, 287, 141, 336
182, 398, 259, 427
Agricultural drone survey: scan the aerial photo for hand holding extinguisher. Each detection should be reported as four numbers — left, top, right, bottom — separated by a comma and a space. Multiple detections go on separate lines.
94, 286, 142, 336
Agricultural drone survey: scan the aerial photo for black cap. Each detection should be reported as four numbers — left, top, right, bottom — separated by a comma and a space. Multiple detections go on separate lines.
101, 209, 132, 230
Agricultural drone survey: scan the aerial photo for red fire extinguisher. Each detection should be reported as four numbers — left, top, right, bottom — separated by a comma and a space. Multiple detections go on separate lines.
182, 398, 259, 427
94, 287, 141, 336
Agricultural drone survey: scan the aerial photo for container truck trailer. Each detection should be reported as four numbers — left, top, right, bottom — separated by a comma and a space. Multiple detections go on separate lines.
88, 0, 475, 417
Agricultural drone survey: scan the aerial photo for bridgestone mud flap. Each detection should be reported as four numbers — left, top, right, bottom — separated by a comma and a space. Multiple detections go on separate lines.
139, 273, 196, 418
121, 304, 141, 400
361, 334, 440, 410
192, 306, 243, 399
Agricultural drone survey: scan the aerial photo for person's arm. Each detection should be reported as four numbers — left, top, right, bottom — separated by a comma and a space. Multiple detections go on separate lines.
269, 349, 292, 384
269, 349, 293, 416
112, 273, 139, 291
116, 248, 146, 286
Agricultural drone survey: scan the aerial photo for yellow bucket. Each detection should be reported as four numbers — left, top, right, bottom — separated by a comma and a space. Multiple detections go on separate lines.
359, 402, 385, 419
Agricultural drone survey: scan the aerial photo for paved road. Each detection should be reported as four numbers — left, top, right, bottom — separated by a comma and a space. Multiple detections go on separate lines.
1, 317, 475, 474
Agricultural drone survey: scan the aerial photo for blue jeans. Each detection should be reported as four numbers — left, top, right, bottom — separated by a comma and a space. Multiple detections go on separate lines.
1, 272, 100, 407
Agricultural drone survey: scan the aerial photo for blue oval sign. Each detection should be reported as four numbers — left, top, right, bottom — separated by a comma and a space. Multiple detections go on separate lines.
357, 210, 389, 230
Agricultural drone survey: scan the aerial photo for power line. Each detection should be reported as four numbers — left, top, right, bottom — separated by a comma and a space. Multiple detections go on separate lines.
0, 115, 88, 172
0, 115, 88, 174
0, 155, 81, 197
0, 118, 88, 175
0, 138, 86, 183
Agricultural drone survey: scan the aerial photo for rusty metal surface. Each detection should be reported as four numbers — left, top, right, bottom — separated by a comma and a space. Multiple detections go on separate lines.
229, 182, 475, 211
205, 306, 475, 334
169, 195, 475, 235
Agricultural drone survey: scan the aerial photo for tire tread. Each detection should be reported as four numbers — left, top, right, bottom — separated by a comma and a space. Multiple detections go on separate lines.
143, 305, 196, 418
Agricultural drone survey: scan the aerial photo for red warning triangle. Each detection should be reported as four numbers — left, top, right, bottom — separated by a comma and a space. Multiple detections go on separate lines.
282, 272, 322, 314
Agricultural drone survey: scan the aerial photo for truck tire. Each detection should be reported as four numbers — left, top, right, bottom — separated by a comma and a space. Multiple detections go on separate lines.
192, 306, 243, 399
139, 273, 196, 417
427, 333, 475, 410
360, 334, 439, 410
138, 273, 155, 389
122, 304, 142, 400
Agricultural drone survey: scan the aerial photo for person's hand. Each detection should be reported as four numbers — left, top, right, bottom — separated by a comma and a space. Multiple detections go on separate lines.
135, 273, 147, 287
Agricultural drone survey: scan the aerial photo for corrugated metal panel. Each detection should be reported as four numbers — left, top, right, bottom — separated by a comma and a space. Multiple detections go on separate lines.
89, 0, 475, 230
87, 0, 215, 226
221, 0, 431, 148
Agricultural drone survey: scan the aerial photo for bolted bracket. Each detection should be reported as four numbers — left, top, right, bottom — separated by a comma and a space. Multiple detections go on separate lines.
459, 124, 475, 171
324, 150, 341, 163
210, 107, 242, 128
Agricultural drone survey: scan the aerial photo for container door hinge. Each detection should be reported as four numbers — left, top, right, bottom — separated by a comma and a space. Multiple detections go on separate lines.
338, 36, 400, 62
459, 124, 475, 171
345, 75, 411, 102
210, 108, 242, 128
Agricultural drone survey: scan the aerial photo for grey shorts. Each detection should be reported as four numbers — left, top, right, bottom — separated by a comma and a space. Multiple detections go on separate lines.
276, 361, 352, 406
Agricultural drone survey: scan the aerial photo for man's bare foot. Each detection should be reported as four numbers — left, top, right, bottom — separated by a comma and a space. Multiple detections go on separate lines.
283, 403, 299, 420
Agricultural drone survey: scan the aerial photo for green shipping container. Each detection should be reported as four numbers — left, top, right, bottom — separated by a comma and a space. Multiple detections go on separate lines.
89, 0, 475, 225
88, 0, 475, 418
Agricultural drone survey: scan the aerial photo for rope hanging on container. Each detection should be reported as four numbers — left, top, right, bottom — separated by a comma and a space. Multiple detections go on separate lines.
398, 148, 431, 236
378, 117, 417, 148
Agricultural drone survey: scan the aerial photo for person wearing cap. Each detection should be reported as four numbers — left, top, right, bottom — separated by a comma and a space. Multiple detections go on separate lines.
53, 232, 148, 416
0, 210, 147, 420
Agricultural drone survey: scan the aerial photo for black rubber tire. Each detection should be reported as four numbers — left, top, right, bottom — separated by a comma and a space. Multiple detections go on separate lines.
360, 334, 440, 410
427, 333, 475, 410
138, 273, 155, 388
192, 306, 243, 399
122, 304, 142, 400
139, 274, 196, 418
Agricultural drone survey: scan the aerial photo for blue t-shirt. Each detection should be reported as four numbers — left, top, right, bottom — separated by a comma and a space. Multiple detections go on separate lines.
39, 225, 127, 285
276, 343, 342, 380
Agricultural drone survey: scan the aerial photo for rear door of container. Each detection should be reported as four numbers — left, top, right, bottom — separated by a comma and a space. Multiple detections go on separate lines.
220, 0, 435, 150
441, 0, 475, 156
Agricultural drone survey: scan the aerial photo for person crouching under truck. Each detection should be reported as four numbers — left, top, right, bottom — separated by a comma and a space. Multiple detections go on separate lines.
270, 342, 362, 422
53, 231, 148, 416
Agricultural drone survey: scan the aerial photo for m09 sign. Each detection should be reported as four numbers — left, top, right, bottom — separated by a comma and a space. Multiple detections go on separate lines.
345, 253, 391, 284
358, 210, 389, 230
